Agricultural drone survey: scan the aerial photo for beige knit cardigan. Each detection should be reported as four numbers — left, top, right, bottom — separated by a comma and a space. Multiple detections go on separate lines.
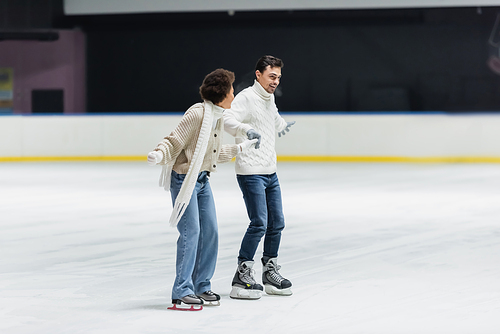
154, 102, 239, 176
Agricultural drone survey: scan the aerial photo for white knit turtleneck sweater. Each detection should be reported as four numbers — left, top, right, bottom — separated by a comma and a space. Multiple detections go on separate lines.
224, 80, 288, 175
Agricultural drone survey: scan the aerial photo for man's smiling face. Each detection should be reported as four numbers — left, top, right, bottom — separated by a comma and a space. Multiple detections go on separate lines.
256, 66, 282, 94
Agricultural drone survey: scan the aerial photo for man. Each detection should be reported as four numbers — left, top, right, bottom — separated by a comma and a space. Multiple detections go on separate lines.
224, 55, 295, 299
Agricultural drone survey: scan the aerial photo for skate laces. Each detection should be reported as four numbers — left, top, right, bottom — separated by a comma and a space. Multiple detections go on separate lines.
266, 263, 285, 283
239, 265, 257, 284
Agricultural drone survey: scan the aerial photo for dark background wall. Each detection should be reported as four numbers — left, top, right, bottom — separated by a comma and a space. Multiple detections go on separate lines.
2, 1, 500, 112
0, 0, 64, 30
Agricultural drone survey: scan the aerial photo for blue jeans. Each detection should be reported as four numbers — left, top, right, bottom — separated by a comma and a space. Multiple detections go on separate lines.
170, 170, 218, 299
236, 173, 285, 264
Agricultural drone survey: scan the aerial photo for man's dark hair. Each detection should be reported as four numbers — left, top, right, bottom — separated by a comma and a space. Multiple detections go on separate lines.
199, 68, 235, 104
255, 55, 284, 73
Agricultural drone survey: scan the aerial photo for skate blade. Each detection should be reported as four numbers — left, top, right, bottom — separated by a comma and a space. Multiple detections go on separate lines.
264, 284, 292, 296
167, 304, 203, 311
229, 286, 262, 300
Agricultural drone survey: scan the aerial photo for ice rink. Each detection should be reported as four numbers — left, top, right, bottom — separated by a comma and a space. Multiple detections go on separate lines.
1, 161, 499, 334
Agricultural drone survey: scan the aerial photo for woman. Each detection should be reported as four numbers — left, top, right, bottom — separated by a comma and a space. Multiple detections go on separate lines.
147, 68, 257, 311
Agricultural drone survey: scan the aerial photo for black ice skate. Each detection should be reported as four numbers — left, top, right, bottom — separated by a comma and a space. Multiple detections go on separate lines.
168, 294, 203, 311
230, 261, 263, 300
197, 290, 220, 306
262, 257, 292, 296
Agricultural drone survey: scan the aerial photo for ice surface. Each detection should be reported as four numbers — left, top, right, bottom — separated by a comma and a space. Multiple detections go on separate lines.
1, 162, 499, 333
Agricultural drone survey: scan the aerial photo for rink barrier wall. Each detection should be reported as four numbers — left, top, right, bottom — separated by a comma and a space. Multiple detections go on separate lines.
2, 112, 500, 163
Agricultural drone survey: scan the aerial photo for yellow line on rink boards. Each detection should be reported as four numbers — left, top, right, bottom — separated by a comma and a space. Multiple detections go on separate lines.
0, 156, 146, 162
277, 156, 500, 163
2, 156, 500, 163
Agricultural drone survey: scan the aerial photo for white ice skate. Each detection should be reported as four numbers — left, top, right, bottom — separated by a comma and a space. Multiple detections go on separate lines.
230, 261, 263, 300
262, 257, 292, 296
167, 294, 203, 311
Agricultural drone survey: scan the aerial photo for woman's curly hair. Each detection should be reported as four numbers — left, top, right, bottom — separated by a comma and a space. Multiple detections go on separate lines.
199, 68, 235, 104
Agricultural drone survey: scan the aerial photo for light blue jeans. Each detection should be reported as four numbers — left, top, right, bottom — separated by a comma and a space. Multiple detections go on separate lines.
170, 170, 218, 299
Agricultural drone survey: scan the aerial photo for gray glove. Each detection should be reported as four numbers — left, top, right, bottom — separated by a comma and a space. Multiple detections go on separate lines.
278, 121, 295, 137
247, 129, 261, 149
